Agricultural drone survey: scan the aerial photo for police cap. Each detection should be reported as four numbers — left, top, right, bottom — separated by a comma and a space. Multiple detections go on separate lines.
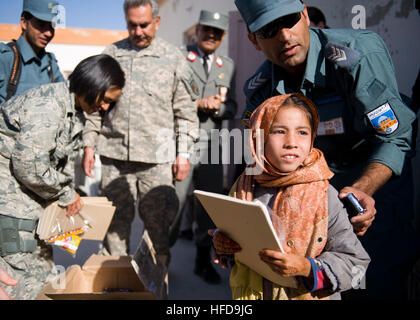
234, 0, 304, 33
198, 10, 229, 31
22, 0, 59, 23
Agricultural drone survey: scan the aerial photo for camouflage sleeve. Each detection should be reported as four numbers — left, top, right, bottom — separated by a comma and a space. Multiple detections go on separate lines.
10, 98, 75, 205
82, 111, 102, 148
173, 60, 200, 155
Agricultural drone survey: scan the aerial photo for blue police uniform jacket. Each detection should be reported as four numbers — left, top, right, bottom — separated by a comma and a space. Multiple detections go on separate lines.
0, 35, 64, 103
243, 28, 416, 179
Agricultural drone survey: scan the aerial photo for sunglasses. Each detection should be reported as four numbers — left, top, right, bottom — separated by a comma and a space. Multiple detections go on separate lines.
254, 12, 302, 39
200, 25, 225, 37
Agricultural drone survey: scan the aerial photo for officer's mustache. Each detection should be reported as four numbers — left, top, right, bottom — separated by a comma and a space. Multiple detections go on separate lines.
132, 35, 151, 41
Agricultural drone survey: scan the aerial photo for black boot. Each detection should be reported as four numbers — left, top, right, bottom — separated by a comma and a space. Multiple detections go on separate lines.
194, 245, 221, 285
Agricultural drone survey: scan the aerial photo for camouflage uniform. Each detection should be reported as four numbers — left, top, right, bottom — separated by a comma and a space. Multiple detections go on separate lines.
0, 82, 84, 299
83, 37, 199, 259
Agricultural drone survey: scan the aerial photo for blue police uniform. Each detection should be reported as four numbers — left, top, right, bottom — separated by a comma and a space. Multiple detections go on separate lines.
0, 35, 64, 103
243, 27, 420, 299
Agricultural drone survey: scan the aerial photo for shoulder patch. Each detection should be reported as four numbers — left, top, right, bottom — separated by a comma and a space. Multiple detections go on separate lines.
325, 42, 360, 70
187, 51, 197, 62
367, 102, 399, 135
246, 72, 267, 90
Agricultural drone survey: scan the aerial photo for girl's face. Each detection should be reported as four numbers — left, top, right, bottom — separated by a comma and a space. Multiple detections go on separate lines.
265, 105, 312, 173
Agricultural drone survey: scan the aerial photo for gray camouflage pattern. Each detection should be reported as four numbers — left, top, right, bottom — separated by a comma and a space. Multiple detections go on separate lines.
0, 236, 54, 300
0, 82, 84, 220
83, 37, 199, 163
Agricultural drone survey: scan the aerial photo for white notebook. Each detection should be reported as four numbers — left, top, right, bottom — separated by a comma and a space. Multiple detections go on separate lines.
194, 190, 297, 288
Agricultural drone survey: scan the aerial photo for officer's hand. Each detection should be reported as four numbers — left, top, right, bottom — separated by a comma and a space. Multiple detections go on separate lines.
0, 267, 17, 300
66, 192, 84, 217
173, 156, 190, 181
207, 95, 221, 111
197, 96, 221, 113
339, 187, 376, 236
82, 147, 96, 178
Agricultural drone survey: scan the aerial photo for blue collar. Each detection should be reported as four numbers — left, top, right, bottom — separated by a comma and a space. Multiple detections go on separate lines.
303, 28, 326, 88
16, 35, 47, 64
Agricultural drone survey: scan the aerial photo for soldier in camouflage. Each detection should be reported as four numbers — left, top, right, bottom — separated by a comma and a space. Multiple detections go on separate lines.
0, 54, 124, 299
82, 0, 199, 265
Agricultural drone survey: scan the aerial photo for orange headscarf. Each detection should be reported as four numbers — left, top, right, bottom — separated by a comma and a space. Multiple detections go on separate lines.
235, 93, 334, 299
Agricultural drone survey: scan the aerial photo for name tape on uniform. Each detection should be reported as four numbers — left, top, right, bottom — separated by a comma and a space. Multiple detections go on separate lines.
317, 117, 345, 136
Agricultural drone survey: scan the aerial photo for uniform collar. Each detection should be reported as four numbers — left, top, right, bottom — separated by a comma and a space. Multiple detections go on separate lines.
128, 36, 161, 57
16, 35, 46, 64
303, 29, 326, 88
196, 47, 214, 61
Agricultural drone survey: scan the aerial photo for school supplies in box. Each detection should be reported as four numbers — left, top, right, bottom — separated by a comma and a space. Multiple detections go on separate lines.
194, 189, 298, 288
37, 197, 116, 242
47, 228, 86, 255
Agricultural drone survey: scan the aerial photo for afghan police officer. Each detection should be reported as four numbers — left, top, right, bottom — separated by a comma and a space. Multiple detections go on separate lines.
0, 0, 64, 103
175, 10, 237, 284
234, 0, 420, 299
0, 54, 125, 300
82, 0, 199, 271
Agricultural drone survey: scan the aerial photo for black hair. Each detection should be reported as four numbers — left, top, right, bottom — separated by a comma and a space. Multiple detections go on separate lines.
307, 6, 327, 25
21, 11, 34, 20
68, 54, 125, 106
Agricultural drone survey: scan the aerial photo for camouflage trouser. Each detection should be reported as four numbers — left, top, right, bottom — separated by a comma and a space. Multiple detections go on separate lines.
0, 236, 54, 300
100, 157, 178, 259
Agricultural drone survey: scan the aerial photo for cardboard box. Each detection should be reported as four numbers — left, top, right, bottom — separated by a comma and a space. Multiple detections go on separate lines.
37, 255, 155, 300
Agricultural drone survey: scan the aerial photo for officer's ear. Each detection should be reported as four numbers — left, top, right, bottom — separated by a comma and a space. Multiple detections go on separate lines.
154, 15, 161, 31
302, 5, 311, 27
248, 32, 262, 51
20, 16, 28, 33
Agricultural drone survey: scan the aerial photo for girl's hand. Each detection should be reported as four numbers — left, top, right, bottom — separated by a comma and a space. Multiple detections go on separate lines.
259, 249, 311, 277
208, 229, 241, 255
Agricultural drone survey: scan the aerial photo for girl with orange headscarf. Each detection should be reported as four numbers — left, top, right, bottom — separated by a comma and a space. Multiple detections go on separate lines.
211, 93, 370, 300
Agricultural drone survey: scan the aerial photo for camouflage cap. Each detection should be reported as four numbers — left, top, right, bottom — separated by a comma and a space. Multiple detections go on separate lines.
22, 0, 59, 23
234, 0, 304, 33
198, 10, 229, 31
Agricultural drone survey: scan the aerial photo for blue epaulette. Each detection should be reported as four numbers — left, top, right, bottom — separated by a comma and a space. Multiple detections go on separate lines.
325, 42, 360, 70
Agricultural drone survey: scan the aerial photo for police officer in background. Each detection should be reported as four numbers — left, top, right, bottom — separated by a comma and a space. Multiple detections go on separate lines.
0, 0, 64, 103
234, 0, 420, 299
175, 10, 237, 284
